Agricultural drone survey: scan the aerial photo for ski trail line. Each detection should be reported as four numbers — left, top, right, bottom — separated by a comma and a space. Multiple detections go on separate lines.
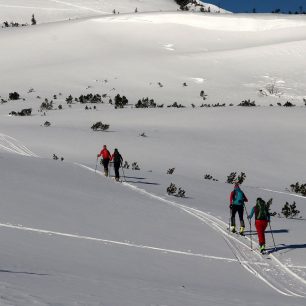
47, 0, 110, 14
76, 162, 306, 298
0, 133, 38, 157
0, 222, 262, 265
0, 4, 75, 11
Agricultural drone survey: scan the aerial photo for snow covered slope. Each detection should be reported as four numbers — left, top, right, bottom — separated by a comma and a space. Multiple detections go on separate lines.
0, 150, 306, 305
0, 0, 179, 23
0, 5, 306, 306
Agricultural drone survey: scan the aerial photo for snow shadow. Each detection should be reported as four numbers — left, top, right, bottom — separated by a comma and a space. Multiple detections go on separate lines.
244, 229, 289, 236
268, 243, 306, 254
0, 269, 48, 276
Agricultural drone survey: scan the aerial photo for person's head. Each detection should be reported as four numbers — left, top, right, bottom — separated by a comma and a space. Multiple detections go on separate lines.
114, 148, 118, 153
256, 197, 263, 205
103, 145, 107, 149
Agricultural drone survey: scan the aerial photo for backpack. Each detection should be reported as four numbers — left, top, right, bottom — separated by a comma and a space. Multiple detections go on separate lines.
255, 199, 268, 220
113, 151, 122, 164
233, 189, 244, 205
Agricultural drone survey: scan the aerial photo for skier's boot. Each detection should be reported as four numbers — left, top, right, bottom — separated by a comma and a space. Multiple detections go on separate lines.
230, 226, 236, 233
104, 169, 109, 177
115, 177, 119, 182
260, 245, 266, 254
239, 226, 245, 236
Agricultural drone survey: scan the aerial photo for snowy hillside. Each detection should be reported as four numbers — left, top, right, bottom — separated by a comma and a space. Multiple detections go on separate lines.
0, 2, 306, 305
0, 0, 178, 23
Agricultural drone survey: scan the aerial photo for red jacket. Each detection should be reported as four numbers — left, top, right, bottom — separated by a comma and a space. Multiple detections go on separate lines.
98, 148, 111, 160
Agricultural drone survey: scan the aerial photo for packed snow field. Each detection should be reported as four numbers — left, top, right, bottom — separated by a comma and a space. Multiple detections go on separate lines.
0, 1, 306, 305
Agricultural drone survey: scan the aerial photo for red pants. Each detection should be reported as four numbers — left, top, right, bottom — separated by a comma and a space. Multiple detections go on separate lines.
255, 220, 268, 246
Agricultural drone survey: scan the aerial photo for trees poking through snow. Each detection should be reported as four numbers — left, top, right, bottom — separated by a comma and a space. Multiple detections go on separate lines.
167, 168, 175, 175
281, 202, 301, 218
9, 92, 20, 100
114, 94, 128, 108
238, 99, 256, 107
227, 172, 246, 184
290, 182, 306, 196
91, 122, 109, 131
31, 14, 36, 25
167, 183, 186, 197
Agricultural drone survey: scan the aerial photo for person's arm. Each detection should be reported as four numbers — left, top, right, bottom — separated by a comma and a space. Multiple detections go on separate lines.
97, 150, 102, 157
248, 207, 255, 219
243, 193, 248, 202
230, 191, 234, 206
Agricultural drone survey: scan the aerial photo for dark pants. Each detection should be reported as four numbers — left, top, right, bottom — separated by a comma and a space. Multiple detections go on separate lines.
114, 162, 120, 179
102, 158, 110, 171
231, 205, 245, 227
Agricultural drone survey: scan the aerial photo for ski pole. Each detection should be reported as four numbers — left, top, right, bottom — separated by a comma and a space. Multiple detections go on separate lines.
244, 204, 253, 250
269, 221, 277, 251
121, 165, 126, 182
95, 156, 98, 173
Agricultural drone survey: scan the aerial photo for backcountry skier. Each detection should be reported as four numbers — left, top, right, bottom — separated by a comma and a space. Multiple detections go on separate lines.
229, 183, 248, 235
97, 145, 111, 176
248, 198, 270, 253
111, 148, 123, 181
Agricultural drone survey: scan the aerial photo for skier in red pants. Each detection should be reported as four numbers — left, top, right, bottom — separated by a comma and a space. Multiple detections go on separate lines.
248, 198, 270, 253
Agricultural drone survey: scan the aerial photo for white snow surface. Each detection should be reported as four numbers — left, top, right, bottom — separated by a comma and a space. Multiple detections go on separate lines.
0, 2, 306, 305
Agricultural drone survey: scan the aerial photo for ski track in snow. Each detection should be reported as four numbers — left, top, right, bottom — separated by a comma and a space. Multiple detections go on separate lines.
0, 222, 262, 265
0, 133, 305, 297
0, 4, 75, 11
47, 0, 110, 14
77, 163, 306, 298
0, 133, 38, 157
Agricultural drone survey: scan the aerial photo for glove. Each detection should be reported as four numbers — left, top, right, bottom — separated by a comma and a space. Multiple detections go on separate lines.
97, 154, 99, 158
247, 215, 251, 220
229, 204, 233, 209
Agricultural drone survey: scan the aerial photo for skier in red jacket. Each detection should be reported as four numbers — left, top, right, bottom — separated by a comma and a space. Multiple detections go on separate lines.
97, 145, 111, 176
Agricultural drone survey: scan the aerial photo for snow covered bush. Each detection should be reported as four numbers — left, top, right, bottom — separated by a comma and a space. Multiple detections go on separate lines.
167, 102, 185, 108
204, 174, 218, 181
66, 95, 73, 104
91, 122, 110, 131
290, 182, 306, 196
167, 183, 186, 197
281, 202, 301, 218
40, 99, 53, 111
122, 161, 130, 169
135, 97, 163, 108
226, 172, 246, 184
283, 101, 295, 107
114, 94, 128, 108
167, 168, 175, 175
53, 154, 64, 161
9, 108, 32, 116
200, 90, 208, 100
79, 94, 102, 104
238, 99, 256, 107
167, 183, 177, 195
9, 92, 20, 100
44, 121, 51, 127
227, 172, 237, 184
132, 162, 140, 170
31, 14, 37, 25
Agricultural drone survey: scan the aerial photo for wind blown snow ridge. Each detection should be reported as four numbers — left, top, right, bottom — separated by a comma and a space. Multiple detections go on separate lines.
0, 222, 245, 264
76, 162, 306, 297
0, 133, 38, 157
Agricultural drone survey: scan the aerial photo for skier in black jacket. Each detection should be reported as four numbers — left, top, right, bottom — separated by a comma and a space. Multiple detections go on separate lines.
111, 148, 123, 181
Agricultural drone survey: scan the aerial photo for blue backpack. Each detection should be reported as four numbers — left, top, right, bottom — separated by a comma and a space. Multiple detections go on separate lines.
233, 189, 244, 205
